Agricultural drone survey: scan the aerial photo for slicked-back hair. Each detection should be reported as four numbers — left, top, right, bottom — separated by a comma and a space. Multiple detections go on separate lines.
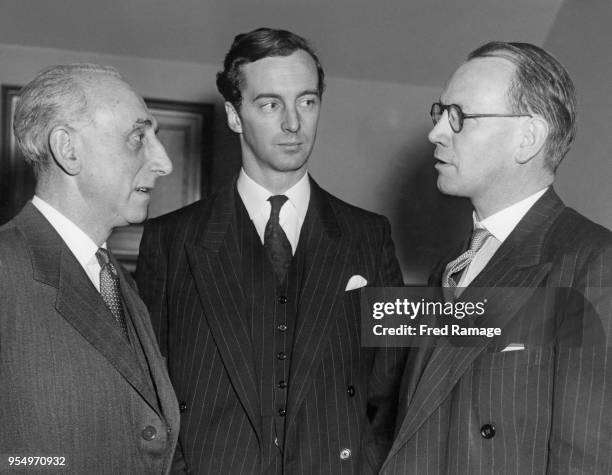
468, 42, 576, 171
216, 27, 325, 109
13, 63, 123, 177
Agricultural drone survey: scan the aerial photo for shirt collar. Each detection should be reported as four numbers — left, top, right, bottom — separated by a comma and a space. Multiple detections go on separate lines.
32, 195, 103, 268
236, 168, 310, 223
474, 187, 549, 243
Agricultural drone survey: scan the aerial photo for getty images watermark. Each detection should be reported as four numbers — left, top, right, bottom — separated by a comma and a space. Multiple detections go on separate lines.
360, 287, 611, 348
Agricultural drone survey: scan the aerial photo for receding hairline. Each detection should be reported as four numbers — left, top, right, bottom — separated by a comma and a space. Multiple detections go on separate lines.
73, 71, 145, 123
442, 56, 517, 107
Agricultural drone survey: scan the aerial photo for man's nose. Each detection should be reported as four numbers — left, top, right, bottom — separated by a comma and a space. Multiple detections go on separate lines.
149, 136, 173, 176
427, 110, 452, 145
281, 107, 300, 133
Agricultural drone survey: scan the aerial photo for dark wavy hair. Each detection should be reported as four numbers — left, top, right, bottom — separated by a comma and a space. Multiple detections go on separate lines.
469, 42, 576, 170
216, 27, 325, 108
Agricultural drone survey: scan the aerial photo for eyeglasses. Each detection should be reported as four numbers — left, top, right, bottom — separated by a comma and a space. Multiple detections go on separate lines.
430, 102, 532, 133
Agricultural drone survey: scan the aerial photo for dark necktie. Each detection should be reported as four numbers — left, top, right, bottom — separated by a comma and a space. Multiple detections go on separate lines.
264, 195, 293, 284
442, 227, 492, 288
95, 248, 130, 341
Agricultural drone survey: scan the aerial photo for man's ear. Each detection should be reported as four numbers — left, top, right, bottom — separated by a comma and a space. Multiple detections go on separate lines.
49, 126, 81, 176
225, 102, 242, 134
516, 116, 548, 164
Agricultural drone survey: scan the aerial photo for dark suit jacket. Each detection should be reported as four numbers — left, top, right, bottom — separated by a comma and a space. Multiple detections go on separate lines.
136, 177, 405, 474
381, 188, 612, 474
0, 203, 180, 474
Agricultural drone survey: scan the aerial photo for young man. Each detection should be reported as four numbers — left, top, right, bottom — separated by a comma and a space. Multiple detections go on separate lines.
137, 28, 405, 474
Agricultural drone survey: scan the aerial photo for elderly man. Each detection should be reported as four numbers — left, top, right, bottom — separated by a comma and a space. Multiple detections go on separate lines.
137, 28, 405, 474
0, 64, 180, 474
382, 42, 612, 474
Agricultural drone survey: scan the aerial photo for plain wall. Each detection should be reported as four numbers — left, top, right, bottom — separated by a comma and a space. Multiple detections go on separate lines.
544, 0, 612, 229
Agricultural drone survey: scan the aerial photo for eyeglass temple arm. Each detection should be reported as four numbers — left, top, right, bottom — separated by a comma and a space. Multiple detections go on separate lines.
463, 113, 533, 119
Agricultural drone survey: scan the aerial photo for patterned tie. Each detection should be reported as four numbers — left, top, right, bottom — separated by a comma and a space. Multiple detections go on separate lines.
442, 227, 492, 288
95, 248, 130, 341
264, 195, 293, 284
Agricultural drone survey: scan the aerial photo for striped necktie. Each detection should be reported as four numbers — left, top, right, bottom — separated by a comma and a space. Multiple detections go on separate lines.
442, 227, 491, 288
95, 248, 130, 341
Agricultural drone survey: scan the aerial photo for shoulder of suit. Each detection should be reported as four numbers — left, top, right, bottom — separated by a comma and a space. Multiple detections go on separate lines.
0, 220, 29, 273
542, 206, 612, 267
0, 219, 26, 250
144, 190, 221, 230
550, 206, 612, 249
317, 186, 390, 228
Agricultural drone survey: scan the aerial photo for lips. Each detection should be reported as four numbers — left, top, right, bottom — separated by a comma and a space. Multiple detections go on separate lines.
433, 153, 450, 165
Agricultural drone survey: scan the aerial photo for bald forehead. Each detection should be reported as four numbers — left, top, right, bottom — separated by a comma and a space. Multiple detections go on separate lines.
80, 75, 146, 118
80, 74, 138, 103
441, 57, 516, 111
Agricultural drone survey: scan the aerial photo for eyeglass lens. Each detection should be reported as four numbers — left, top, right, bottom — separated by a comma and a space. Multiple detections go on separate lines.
430, 103, 463, 133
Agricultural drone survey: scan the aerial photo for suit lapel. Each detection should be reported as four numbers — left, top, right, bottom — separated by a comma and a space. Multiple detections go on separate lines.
16, 203, 160, 412
286, 179, 353, 431
184, 185, 262, 441
386, 189, 565, 464
116, 258, 178, 424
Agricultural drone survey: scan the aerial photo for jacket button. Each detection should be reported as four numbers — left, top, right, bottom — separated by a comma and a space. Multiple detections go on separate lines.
339, 448, 351, 460
277, 324, 287, 332
278, 380, 288, 389
277, 352, 287, 360
142, 425, 157, 441
278, 295, 288, 304
179, 401, 187, 413
347, 385, 355, 397
480, 424, 495, 439
278, 408, 287, 417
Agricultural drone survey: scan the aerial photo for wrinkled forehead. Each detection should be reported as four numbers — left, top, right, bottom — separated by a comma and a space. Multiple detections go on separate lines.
81, 75, 151, 123
440, 57, 516, 110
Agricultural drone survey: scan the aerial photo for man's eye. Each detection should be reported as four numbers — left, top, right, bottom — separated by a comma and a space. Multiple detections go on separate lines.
299, 97, 318, 108
261, 102, 279, 112
129, 132, 146, 146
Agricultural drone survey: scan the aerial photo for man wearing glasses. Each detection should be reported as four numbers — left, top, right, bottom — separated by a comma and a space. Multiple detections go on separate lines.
381, 42, 612, 474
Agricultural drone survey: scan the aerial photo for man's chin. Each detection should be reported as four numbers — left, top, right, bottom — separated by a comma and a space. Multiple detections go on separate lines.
436, 177, 462, 197
124, 207, 149, 226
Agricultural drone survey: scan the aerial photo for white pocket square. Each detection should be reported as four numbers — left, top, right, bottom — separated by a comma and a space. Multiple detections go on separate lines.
501, 343, 525, 352
345, 275, 367, 291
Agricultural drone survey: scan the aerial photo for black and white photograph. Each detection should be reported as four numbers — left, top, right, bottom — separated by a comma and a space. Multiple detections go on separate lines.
0, 1, 610, 473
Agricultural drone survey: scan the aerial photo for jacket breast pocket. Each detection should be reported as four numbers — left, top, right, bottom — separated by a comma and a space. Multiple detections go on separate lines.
473, 347, 553, 372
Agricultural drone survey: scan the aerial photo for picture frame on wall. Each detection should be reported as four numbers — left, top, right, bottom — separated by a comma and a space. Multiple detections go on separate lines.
0, 85, 34, 225
0, 85, 214, 271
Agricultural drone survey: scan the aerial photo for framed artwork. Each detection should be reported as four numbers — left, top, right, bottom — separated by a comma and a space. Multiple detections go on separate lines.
1, 85, 34, 224
0, 85, 214, 271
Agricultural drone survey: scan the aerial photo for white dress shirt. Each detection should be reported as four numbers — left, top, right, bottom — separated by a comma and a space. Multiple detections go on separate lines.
458, 187, 549, 287
32, 196, 105, 291
236, 168, 310, 255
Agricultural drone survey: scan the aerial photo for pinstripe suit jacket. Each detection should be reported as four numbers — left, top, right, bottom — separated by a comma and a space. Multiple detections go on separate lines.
0, 203, 180, 474
381, 188, 612, 475
136, 177, 405, 474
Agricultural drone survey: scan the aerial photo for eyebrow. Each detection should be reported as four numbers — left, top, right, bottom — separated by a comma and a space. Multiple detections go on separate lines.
134, 118, 153, 127
252, 89, 320, 102
132, 118, 159, 133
